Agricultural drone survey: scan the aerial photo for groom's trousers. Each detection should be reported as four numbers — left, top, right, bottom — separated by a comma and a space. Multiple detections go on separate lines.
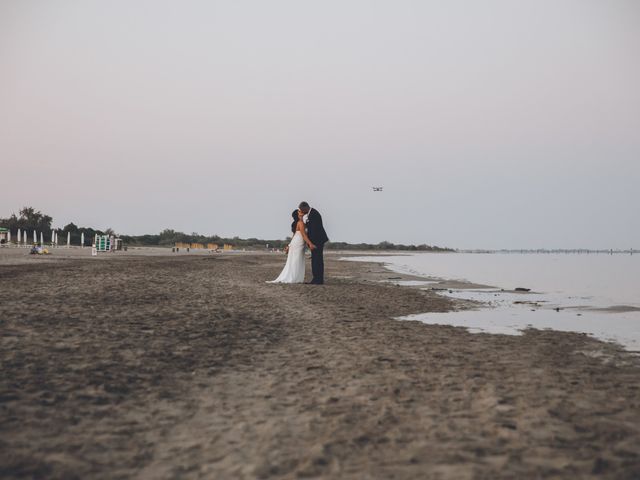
311, 244, 324, 284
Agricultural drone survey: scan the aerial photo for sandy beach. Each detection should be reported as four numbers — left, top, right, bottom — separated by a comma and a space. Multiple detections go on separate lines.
1, 249, 639, 479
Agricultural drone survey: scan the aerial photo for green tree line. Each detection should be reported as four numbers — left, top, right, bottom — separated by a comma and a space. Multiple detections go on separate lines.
1, 207, 453, 251
0, 207, 106, 246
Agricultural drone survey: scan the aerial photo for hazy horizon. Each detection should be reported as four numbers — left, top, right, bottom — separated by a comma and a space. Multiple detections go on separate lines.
2, 1, 639, 250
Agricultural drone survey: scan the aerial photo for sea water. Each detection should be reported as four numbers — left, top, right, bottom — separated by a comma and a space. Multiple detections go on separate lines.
345, 253, 640, 351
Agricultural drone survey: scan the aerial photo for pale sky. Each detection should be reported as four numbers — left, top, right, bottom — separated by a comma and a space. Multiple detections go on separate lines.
1, 1, 639, 249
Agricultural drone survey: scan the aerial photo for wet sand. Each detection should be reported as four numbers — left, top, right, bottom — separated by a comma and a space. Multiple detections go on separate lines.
1, 250, 639, 479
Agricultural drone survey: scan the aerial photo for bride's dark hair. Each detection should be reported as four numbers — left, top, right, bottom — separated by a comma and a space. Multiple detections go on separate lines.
291, 210, 299, 233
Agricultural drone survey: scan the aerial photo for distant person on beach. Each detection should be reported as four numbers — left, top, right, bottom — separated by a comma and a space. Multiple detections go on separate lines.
268, 202, 329, 284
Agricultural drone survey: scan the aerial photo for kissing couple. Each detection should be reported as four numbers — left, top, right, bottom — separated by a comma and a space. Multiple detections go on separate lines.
268, 201, 329, 284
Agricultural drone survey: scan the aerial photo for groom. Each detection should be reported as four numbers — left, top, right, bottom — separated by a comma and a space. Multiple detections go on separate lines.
299, 201, 329, 285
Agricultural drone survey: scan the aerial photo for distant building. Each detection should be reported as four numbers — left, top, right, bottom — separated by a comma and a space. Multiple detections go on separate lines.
0, 227, 8, 243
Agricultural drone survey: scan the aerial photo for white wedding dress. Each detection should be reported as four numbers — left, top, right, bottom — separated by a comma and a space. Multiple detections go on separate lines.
268, 231, 305, 283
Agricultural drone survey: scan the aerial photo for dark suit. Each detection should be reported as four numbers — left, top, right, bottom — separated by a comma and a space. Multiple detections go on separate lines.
306, 208, 329, 284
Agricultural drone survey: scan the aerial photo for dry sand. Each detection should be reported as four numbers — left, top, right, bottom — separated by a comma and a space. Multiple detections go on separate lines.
1, 248, 639, 479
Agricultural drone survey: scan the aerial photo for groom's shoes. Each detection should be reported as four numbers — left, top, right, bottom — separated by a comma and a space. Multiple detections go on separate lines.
305, 280, 324, 285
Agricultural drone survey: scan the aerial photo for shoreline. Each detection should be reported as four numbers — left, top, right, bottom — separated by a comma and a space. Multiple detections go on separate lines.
341, 252, 640, 352
1, 253, 639, 478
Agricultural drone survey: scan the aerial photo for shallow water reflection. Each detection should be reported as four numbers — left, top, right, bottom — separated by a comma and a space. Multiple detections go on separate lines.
346, 253, 640, 351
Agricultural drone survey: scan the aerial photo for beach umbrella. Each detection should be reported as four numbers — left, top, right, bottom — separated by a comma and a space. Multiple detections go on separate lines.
81, 232, 85, 247
17, 229, 21, 243
51, 230, 55, 245
23, 230, 27, 245
40, 232, 44, 245
54, 232, 58, 245
67, 231, 70, 247
7, 230, 11, 243
33, 230, 37, 244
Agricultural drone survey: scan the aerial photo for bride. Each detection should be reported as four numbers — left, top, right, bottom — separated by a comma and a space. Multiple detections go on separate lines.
268, 209, 316, 283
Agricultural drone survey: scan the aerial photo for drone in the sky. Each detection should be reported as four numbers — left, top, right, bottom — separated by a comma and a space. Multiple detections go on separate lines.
372, 186, 383, 192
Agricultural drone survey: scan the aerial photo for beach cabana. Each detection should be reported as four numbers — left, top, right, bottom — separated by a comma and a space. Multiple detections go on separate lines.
0, 227, 8, 244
